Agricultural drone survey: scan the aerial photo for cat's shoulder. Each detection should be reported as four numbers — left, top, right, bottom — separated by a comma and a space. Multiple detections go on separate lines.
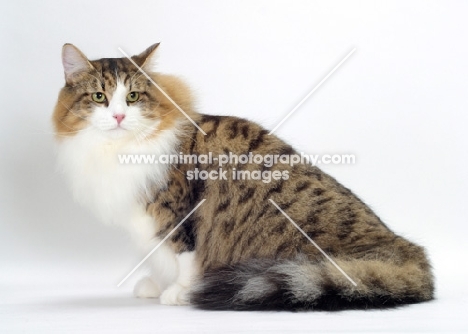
187, 113, 286, 154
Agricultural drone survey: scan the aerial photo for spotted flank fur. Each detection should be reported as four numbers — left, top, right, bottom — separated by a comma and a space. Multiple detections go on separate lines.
53, 43, 434, 311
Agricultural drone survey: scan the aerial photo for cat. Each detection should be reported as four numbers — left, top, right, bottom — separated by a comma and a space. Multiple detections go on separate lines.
53, 43, 434, 310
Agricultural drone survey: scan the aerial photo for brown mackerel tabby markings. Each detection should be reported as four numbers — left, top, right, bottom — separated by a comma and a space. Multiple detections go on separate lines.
304, 168, 323, 181
316, 197, 332, 206
248, 129, 268, 152
277, 199, 294, 211
201, 115, 220, 139
219, 182, 228, 194
271, 144, 295, 157
223, 219, 236, 235
274, 241, 292, 259
241, 123, 249, 139
216, 200, 230, 213
272, 221, 287, 234
239, 207, 253, 225
227, 120, 239, 139
337, 220, 355, 240
295, 180, 311, 193
53, 45, 434, 311
263, 179, 285, 200
238, 187, 256, 204
312, 188, 325, 196
255, 205, 270, 221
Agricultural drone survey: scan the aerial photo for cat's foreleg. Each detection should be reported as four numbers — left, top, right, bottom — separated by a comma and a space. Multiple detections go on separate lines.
133, 241, 180, 298
130, 207, 179, 298
134, 275, 161, 298
160, 251, 198, 306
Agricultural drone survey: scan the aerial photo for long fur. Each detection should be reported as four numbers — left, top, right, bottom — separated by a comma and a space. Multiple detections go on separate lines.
55, 119, 181, 226
53, 44, 435, 310
190, 256, 434, 311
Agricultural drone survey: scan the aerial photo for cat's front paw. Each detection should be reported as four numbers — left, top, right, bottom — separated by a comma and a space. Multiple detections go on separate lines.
160, 283, 190, 306
134, 276, 161, 298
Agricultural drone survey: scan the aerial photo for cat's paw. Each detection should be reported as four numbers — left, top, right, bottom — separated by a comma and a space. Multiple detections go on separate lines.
133, 276, 161, 298
160, 283, 190, 306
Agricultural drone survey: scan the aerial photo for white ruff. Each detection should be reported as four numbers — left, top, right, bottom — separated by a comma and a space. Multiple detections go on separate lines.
56, 127, 180, 228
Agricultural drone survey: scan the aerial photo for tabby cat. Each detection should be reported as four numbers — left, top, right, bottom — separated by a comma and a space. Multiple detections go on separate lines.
53, 43, 434, 310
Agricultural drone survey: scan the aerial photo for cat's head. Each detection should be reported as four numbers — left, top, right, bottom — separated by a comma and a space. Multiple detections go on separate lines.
52, 43, 195, 141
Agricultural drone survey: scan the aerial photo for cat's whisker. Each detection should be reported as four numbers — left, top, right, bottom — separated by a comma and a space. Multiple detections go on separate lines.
134, 128, 157, 145
159, 107, 177, 117
130, 129, 143, 146
128, 121, 159, 143
29, 129, 84, 136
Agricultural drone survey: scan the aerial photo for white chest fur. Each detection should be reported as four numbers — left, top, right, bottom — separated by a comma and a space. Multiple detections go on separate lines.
56, 128, 180, 229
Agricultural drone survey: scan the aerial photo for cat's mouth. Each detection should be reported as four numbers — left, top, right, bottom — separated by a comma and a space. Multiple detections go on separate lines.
102, 125, 130, 139
109, 126, 128, 132
110, 125, 127, 131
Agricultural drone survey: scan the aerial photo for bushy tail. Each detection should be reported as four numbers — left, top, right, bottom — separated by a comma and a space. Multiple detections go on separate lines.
190, 257, 434, 311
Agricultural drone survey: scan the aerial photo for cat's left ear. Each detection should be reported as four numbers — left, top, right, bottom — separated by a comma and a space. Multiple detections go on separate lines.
132, 43, 160, 70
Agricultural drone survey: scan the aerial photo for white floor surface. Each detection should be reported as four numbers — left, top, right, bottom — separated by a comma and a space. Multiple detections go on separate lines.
1, 262, 467, 333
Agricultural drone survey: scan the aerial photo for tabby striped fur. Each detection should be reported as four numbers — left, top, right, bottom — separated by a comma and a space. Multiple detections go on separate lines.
53, 44, 434, 311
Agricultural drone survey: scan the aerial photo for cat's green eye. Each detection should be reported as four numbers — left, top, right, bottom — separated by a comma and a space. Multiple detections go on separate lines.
92, 92, 106, 103
127, 92, 140, 102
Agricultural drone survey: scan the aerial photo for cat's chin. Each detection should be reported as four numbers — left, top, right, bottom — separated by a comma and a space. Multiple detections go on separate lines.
103, 127, 131, 140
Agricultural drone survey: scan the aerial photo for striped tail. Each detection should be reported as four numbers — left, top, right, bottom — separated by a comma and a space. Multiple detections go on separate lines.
190, 257, 434, 311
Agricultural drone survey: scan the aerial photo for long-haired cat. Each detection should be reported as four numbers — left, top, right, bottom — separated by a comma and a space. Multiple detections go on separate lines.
53, 43, 434, 310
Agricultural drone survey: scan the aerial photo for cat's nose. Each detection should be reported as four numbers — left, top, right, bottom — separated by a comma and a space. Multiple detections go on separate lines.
113, 114, 125, 125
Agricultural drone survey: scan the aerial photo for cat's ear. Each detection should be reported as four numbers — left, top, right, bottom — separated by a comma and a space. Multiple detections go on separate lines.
61, 44, 93, 83
132, 43, 160, 70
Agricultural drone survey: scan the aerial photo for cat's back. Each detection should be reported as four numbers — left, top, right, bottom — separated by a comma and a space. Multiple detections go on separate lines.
178, 114, 396, 269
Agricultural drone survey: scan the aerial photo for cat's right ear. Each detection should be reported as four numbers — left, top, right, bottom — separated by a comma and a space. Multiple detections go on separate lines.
61, 44, 93, 83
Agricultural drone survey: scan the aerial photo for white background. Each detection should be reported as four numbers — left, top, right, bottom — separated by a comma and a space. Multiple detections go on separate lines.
1, 0, 467, 332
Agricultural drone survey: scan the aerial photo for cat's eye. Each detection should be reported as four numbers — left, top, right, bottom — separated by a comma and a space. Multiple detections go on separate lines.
127, 92, 140, 102
92, 92, 106, 103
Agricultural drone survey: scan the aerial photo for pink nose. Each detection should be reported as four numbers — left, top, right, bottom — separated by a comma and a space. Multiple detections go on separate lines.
114, 114, 125, 125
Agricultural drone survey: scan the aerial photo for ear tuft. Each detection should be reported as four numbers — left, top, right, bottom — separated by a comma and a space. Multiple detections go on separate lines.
132, 43, 160, 70
62, 44, 92, 82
